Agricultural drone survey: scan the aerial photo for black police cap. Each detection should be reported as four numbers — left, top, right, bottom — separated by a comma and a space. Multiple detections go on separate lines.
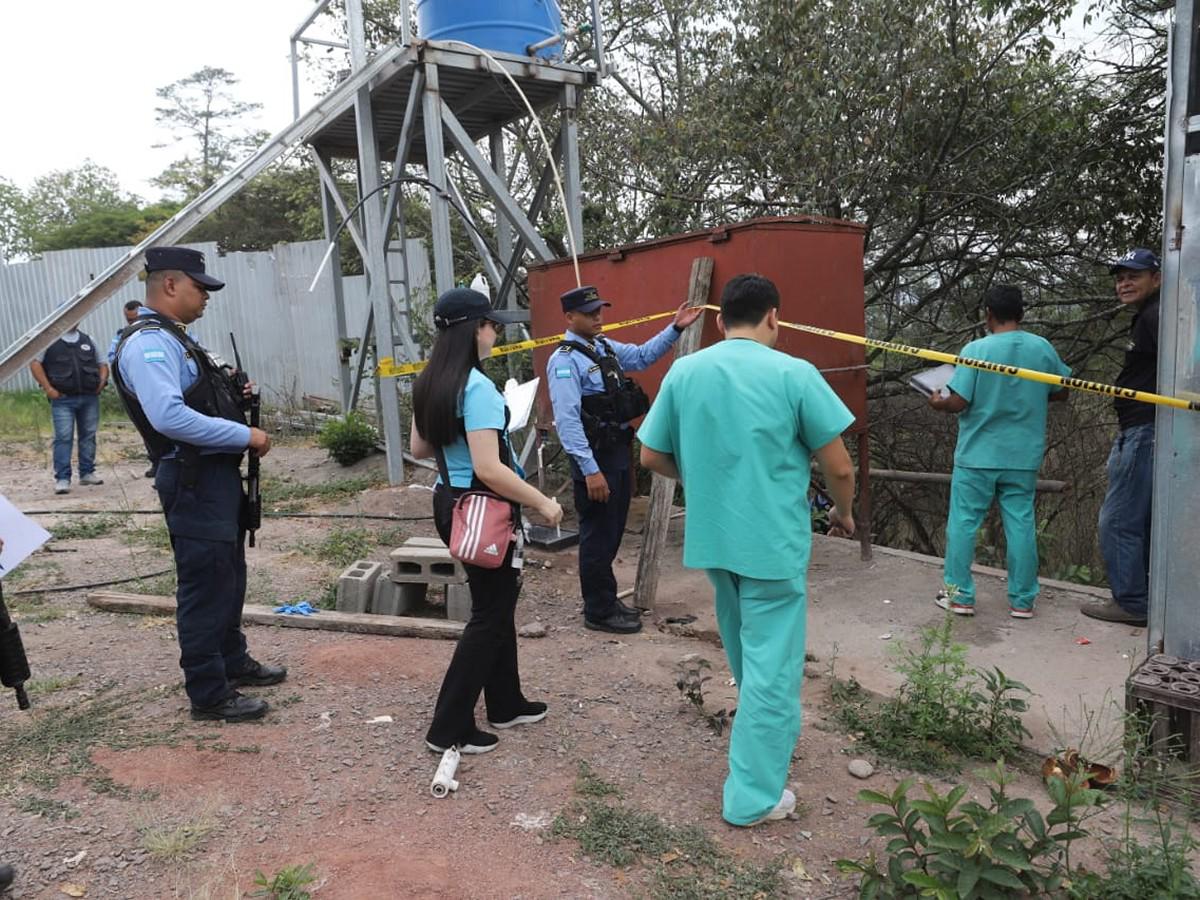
144, 246, 225, 291
560, 285, 611, 314
433, 288, 524, 330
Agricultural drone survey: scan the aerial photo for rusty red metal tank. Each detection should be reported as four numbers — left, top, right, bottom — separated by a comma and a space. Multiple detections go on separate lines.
527, 216, 867, 428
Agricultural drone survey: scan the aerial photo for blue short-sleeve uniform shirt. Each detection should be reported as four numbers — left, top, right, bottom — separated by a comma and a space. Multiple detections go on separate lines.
440, 368, 522, 487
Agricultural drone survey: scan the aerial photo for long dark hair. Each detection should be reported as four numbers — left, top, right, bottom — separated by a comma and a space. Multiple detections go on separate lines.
412, 320, 482, 447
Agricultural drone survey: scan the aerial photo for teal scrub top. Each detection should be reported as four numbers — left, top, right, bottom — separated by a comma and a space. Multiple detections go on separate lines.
439, 368, 520, 488
947, 331, 1070, 471
637, 338, 854, 581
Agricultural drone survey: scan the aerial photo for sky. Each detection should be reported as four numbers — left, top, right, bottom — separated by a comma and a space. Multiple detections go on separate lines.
0, 0, 341, 198
0, 1, 1114, 203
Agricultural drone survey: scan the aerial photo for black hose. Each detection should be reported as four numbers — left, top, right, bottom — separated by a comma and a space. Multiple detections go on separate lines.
10, 566, 175, 596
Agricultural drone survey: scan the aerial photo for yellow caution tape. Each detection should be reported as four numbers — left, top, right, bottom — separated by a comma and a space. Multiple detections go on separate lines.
696, 305, 1200, 413
376, 310, 679, 379
382, 302, 1199, 413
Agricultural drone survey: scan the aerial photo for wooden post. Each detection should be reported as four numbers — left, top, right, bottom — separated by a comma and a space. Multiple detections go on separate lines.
632, 256, 713, 611
857, 430, 873, 562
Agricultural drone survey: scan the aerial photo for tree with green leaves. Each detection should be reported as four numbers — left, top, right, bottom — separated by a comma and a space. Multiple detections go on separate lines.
152, 66, 263, 196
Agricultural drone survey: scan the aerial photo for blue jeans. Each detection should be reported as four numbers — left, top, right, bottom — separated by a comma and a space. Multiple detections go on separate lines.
1098, 423, 1154, 617
50, 394, 99, 481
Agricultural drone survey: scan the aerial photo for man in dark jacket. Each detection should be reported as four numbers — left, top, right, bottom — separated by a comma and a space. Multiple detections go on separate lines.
29, 318, 108, 495
1081, 248, 1161, 627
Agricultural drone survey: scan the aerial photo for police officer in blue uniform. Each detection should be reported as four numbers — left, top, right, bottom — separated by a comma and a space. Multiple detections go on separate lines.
112, 247, 285, 722
547, 286, 702, 633
110, 300, 158, 478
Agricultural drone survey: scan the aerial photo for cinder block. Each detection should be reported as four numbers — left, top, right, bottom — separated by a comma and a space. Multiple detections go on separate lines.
337, 560, 382, 613
403, 536, 447, 549
389, 545, 467, 585
445, 583, 472, 623
372, 578, 426, 616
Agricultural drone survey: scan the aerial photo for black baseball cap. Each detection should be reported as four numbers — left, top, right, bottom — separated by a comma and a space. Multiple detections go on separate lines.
1108, 248, 1161, 274
433, 288, 524, 330
560, 285, 611, 314
144, 246, 225, 291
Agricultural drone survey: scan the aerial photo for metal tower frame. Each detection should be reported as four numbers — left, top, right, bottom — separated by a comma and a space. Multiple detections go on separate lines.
0, 0, 604, 494
296, 0, 603, 484
1151, 0, 1200, 657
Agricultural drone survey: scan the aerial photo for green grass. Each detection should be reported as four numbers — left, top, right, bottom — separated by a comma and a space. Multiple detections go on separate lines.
7, 593, 64, 623
261, 475, 381, 510
312, 527, 374, 566
139, 813, 217, 862
49, 514, 130, 541
15, 795, 79, 820
0, 388, 128, 439
551, 762, 784, 899
0, 684, 183, 794
122, 520, 171, 550
127, 571, 178, 597
251, 862, 318, 900
27, 675, 83, 697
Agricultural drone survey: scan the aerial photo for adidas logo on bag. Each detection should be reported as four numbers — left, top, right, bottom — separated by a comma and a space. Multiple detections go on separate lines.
483, 543, 499, 556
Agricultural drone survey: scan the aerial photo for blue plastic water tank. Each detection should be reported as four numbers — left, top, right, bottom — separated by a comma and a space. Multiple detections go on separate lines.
416, 0, 564, 60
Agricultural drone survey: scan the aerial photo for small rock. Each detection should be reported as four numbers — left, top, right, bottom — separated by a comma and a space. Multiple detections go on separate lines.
848, 759, 875, 779
518, 621, 548, 639
825, 795, 838, 804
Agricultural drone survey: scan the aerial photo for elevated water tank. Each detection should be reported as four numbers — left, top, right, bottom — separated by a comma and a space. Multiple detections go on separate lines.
416, 0, 564, 59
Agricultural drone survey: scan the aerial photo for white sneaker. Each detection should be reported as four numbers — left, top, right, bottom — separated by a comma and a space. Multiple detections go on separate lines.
743, 788, 796, 826
79, 472, 104, 485
934, 589, 975, 616
54, 480, 70, 494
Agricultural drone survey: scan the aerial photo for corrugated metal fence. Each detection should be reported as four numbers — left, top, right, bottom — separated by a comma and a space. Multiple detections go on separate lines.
0, 240, 430, 405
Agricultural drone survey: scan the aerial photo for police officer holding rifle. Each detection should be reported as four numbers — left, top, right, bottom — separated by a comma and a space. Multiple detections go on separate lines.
113, 247, 284, 722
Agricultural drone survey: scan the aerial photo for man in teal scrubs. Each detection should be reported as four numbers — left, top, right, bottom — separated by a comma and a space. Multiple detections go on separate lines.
929, 284, 1070, 617
638, 273, 856, 827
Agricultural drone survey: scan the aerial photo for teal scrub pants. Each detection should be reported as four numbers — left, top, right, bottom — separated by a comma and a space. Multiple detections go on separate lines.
943, 467, 1040, 611
706, 568, 807, 826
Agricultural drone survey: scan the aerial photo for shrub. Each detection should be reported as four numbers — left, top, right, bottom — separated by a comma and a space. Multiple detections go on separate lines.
836, 764, 1104, 898
317, 413, 377, 466
832, 615, 1031, 771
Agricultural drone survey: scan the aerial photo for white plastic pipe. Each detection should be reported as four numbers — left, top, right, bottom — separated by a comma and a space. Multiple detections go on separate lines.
431, 747, 461, 798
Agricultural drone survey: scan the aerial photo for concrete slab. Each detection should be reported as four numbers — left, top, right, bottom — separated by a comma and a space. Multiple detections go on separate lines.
625, 531, 1146, 756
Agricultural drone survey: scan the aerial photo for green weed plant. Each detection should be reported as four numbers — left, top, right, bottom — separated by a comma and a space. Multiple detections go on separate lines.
833, 615, 1031, 772
836, 764, 1104, 898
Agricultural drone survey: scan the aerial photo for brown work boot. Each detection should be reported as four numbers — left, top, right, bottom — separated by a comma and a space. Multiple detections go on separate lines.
1079, 599, 1146, 627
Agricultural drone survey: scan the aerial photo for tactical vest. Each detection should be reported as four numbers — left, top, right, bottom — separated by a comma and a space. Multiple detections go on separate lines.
42, 331, 101, 394
559, 337, 650, 449
111, 314, 247, 463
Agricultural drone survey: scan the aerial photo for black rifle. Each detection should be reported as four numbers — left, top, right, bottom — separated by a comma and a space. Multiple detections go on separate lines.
229, 334, 262, 548
0, 581, 31, 710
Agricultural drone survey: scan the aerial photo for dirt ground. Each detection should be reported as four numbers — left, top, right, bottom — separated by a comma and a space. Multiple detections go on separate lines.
0, 425, 1173, 898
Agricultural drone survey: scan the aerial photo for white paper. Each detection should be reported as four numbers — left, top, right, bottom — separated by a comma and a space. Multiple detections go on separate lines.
504, 376, 540, 431
908, 364, 956, 398
0, 494, 51, 576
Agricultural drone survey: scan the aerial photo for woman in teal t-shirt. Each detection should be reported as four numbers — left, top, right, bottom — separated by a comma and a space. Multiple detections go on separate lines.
410, 288, 563, 755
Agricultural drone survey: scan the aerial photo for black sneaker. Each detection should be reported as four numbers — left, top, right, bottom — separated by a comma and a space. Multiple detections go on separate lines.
0, 861, 13, 889
228, 659, 288, 687
585, 611, 643, 634
425, 729, 499, 754
490, 701, 548, 730
191, 692, 269, 722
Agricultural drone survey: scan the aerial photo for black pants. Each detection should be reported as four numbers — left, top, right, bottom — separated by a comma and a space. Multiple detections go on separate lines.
573, 448, 633, 621
155, 455, 250, 708
426, 485, 526, 746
